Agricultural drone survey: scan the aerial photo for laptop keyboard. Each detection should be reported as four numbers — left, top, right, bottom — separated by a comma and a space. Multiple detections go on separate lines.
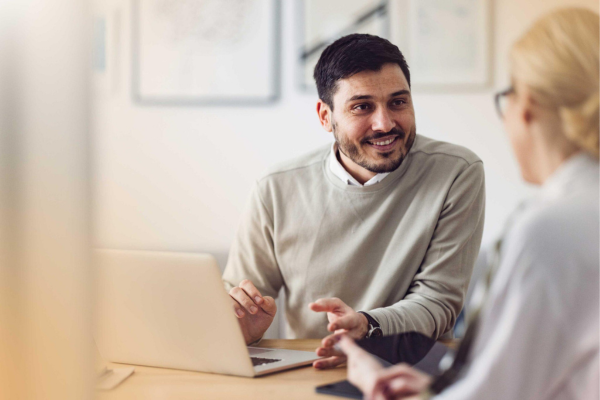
251, 357, 281, 367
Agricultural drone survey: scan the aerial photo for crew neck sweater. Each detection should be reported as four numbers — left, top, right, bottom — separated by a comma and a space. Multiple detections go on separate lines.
329, 142, 390, 186
223, 134, 485, 339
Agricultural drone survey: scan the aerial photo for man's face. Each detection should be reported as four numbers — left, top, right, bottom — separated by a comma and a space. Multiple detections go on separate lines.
322, 63, 416, 176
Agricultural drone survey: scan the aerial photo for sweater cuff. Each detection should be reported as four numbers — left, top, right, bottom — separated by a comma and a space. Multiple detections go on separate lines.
362, 308, 391, 335
222, 280, 234, 292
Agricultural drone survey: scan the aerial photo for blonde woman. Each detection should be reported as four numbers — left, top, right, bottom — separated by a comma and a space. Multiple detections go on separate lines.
337, 8, 599, 400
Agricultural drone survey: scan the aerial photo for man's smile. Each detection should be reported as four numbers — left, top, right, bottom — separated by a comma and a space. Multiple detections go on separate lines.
365, 135, 400, 152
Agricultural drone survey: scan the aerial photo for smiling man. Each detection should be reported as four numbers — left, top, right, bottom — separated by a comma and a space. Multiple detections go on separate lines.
222, 34, 485, 368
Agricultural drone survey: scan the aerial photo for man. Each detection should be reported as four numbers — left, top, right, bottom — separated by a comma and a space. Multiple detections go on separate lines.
222, 34, 485, 369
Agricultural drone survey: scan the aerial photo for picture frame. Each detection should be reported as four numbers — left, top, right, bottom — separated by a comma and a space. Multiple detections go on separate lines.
297, 0, 390, 92
132, 0, 281, 106
395, 0, 493, 90
297, 0, 492, 93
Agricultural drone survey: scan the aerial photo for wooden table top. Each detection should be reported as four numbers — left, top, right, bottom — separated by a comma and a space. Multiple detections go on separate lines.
96, 338, 459, 399
96, 339, 346, 400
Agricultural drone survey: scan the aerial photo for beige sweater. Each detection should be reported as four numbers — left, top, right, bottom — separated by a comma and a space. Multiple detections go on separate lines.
223, 135, 485, 339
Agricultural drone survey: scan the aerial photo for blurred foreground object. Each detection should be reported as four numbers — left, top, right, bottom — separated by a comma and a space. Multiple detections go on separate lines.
0, 0, 93, 399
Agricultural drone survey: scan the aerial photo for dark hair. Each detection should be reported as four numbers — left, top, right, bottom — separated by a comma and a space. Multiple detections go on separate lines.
314, 33, 411, 109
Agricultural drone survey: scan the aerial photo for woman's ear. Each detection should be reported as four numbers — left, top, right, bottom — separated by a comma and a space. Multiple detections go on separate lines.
316, 100, 333, 132
518, 84, 536, 126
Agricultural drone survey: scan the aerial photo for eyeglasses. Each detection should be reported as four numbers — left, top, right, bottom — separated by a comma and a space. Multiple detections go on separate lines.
494, 86, 515, 119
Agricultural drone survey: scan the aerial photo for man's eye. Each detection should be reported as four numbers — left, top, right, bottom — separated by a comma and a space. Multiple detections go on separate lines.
353, 104, 371, 111
392, 99, 407, 106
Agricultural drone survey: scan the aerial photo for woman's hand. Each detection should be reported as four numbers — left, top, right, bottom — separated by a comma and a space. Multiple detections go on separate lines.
338, 336, 432, 400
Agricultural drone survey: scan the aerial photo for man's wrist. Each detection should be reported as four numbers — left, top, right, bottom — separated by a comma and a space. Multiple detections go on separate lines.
358, 311, 383, 338
358, 312, 370, 339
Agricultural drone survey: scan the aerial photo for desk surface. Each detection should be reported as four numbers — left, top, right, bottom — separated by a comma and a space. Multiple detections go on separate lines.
96, 338, 459, 400
96, 339, 346, 400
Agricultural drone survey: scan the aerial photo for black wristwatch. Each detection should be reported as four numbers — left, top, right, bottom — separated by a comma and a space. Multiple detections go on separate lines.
358, 311, 383, 338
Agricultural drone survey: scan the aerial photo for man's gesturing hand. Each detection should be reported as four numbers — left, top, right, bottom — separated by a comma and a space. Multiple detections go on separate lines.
229, 279, 276, 345
308, 297, 369, 369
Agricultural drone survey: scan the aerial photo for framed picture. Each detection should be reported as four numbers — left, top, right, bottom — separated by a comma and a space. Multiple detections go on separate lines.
297, 0, 390, 91
133, 0, 281, 106
397, 0, 492, 90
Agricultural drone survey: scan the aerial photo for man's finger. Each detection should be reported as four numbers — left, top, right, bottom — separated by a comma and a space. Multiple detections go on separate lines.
238, 279, 264, 305
315, 345, 344, 358
327, 314, 358, 332
229, 287, 259, 314
308, 297, 346, 313
320, 331, 345, 348
230, 298, 245, 318
259, 296, 277, 316
312, 355, 347, 369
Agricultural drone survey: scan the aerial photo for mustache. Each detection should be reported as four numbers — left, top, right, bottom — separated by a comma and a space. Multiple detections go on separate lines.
361, 127, 406, 144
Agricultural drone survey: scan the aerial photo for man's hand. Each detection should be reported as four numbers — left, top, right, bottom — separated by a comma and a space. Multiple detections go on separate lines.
338, 335, 432, 400
308, 297, 369, 369
229, 279, 276, 345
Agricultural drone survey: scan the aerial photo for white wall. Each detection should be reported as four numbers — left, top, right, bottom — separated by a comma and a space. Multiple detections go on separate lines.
92, 0, 598, 337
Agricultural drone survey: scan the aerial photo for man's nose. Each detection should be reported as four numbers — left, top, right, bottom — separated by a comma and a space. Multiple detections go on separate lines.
371, 107, 395, 133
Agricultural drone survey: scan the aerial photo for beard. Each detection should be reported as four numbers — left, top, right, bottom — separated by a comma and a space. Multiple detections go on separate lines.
333, 123, 416, 174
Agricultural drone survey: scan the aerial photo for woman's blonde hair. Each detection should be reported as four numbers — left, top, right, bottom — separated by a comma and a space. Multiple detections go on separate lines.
510, 8, 599, 157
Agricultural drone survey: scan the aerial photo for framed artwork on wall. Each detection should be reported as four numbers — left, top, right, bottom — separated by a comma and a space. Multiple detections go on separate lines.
133, 0, 281, 106
297, 0, 492, 93
389, 0, 492, 91
403, 0, 492, 90
297, 0, 390, 91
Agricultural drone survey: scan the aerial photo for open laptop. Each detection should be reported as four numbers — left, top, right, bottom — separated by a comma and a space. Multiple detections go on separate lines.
94, 249, 320, 377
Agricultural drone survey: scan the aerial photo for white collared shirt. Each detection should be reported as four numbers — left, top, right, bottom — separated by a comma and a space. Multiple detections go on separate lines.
436, 152, 600, 400
328, 143, 390, 186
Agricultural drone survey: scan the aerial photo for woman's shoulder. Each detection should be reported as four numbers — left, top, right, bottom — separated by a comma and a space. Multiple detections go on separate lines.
504, 191, 599, 272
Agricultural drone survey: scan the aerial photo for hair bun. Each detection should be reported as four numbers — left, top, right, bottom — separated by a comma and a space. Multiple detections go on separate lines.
560, 91, 599, 158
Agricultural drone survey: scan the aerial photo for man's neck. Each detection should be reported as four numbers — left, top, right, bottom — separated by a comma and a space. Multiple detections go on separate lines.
336, 148, 376, 185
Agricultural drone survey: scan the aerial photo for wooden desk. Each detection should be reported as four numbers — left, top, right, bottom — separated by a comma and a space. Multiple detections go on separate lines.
96, 338, 459, 399
96, 339, 345, 400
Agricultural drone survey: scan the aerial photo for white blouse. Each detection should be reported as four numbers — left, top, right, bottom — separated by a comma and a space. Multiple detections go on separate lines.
436, 153, 600, 400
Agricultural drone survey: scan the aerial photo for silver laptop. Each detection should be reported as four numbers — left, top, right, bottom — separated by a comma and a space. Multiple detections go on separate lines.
94, 249, 320, 377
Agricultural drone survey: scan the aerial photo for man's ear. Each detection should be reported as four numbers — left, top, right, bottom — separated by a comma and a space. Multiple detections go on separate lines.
316, 100, 333, 132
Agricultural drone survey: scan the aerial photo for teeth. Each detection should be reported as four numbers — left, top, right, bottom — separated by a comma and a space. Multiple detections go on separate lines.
373, 138, 395, 146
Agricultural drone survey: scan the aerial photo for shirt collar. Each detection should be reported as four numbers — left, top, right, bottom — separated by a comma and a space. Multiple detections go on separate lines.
328, 143, 390, 187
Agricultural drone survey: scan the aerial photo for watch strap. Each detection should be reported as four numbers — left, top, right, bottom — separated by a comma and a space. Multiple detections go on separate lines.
358, 311, 382, 338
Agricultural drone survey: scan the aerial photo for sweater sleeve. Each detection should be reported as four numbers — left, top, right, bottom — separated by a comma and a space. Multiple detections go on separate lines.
367, 161, 485, 338
222, 181, 283, 299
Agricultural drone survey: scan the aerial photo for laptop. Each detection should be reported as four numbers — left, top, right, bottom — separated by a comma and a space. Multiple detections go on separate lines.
94, 249, 320, 377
